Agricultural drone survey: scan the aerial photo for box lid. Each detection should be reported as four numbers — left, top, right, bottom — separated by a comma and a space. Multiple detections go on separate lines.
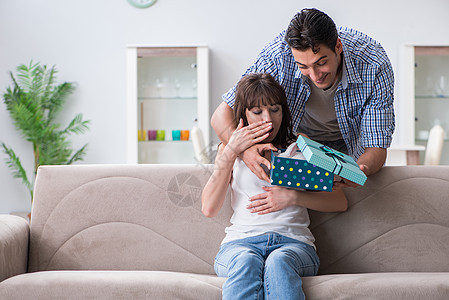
296, 136, 367, 186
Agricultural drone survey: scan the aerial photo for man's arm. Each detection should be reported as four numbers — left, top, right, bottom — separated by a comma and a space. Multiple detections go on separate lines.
357, 147, 387, 176
335, 44, 394, 188
210, 101, 235, 144
358, 52, 394, 175
334, 147, 386, 188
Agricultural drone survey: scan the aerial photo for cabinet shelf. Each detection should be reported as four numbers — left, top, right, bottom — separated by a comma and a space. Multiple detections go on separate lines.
415, 95, 449, 100
138, 97, 197, 101
415, 138, 449, 142
139, 140, 192, 143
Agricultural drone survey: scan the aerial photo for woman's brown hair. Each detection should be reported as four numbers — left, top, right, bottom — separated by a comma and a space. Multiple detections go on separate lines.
233, 73, 295, 148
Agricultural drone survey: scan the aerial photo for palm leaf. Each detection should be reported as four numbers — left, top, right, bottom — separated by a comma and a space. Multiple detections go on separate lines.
46, 82, 76, 124
62, 114, 90, 135
67, 144, 88, 165
1, 142, 33, 199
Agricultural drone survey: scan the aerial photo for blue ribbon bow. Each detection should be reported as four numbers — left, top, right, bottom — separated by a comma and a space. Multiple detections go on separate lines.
320, 146, 346, 164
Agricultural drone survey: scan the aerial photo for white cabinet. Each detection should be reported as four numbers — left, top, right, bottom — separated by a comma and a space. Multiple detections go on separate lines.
399, 45, 449, 164
126, 46, 209, 164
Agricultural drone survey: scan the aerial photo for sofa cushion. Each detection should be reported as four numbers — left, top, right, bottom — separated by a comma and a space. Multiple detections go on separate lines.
0, 270, 225, 300
2, 271, 448, 299
302, 272, 449, 300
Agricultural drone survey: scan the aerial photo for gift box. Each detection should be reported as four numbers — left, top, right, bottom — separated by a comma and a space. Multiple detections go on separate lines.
296, 136, 367, 186
270, 150, 334, 192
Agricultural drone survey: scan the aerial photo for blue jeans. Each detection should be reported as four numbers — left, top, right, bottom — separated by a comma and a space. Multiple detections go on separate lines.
214, 233, 320, 300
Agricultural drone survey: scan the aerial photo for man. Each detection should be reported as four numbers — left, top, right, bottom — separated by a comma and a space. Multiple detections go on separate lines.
211, 8, 395, 187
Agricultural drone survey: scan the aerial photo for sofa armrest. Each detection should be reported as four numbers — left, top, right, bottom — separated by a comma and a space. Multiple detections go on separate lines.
0, 215, 29, 282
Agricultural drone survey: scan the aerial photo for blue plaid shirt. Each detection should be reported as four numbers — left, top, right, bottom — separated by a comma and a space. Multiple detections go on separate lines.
222, 27, 395, 160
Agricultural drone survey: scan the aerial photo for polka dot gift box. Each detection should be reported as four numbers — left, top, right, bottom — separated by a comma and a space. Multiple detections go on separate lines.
270, 150, 334, 192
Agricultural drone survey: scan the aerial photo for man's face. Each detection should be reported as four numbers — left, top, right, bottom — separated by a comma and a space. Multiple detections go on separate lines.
291, 38, 343, 90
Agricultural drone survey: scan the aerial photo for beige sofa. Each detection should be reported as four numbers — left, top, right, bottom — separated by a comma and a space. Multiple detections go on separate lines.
0, 164, 449, 299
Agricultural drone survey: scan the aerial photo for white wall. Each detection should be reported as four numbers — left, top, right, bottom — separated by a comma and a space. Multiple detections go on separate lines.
1, 0, 449, 213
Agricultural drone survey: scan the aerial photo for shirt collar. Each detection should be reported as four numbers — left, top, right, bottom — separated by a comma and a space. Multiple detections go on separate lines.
340, 37, 363, 87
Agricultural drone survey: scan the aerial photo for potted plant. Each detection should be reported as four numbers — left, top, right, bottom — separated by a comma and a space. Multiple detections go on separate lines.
1, 61, 90, 203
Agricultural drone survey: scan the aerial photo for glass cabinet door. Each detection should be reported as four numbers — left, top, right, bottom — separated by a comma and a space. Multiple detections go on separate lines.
126, 46, 209, 164
414, 46, 449, 164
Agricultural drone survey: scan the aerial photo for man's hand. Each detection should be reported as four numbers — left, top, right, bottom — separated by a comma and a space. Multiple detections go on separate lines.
333, 164, 369, 188
333, 177, 361, 188
357, 148, 386, 176
359, 164, 370, 175
334, 148, 384, 188
246, 186, 295, 214
240, 143, 278, 182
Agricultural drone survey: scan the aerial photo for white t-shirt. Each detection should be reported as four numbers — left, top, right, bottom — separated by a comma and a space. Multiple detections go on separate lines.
221, 158, 315, 248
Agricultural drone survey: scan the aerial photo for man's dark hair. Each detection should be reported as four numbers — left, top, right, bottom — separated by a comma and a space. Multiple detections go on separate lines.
285, 8, 338, 54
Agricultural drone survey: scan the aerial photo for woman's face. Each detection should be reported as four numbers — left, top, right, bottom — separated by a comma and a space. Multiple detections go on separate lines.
245, 104, 283, 143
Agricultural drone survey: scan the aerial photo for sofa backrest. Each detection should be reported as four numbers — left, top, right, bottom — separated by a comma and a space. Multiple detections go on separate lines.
29, 165, 449, 275
29, 164, 231, 275
310, 165, 449, 274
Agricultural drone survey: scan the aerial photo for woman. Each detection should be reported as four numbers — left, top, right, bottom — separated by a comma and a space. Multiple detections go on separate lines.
202, 73, 347, 300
